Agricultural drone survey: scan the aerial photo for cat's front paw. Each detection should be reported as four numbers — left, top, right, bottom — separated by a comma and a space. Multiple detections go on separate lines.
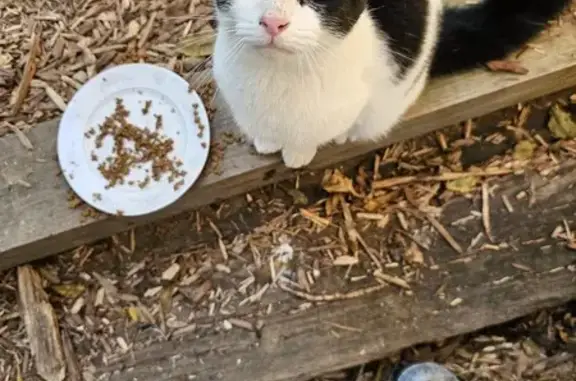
253, 137, 282, 155
347, 133, 362, 143
333, 132, 348, 145
282, 148, 316, 168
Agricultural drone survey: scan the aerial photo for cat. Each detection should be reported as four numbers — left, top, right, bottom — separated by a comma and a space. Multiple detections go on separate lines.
212, 0, 571, 168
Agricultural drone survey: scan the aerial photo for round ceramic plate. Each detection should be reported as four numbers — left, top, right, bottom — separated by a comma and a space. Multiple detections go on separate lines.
57, 63, 211, 217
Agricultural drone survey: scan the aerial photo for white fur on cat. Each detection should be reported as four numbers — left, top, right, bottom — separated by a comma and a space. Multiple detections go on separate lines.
213, 0, 443, 168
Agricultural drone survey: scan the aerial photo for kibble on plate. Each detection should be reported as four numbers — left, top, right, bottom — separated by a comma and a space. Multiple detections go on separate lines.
57, 63, 211, 217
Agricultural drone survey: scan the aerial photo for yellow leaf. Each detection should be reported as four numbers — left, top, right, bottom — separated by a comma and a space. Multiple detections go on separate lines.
177, 33, 216, 58
513, 140, 536, 161
52, 284, 85, 299
548, 104, 576, 139
286, 188, 309, 205
446, 176, 477, 194
126, 306, 140, 322
321, 169, 361, 197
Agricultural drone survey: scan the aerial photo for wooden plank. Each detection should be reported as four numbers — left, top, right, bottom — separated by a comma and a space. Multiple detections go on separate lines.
17, 265, 66, 381
1, 22, 576, 270
94, 163, 576, 381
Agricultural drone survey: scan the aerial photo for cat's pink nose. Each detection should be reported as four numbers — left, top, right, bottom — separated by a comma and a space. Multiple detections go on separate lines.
259, 15, 290, 37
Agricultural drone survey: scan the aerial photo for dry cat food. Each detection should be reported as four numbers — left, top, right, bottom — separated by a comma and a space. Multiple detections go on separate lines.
88, 98, 186, 189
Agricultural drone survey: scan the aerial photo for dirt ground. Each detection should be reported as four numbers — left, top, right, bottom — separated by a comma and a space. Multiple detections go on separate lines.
1, 90, 576, 380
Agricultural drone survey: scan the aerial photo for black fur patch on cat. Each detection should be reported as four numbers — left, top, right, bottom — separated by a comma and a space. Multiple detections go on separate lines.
215, 0, 231, 11
368, 0, 429, 78
308, 0, 428, 77
307, 0, 366, 36
431, 0, 572, 76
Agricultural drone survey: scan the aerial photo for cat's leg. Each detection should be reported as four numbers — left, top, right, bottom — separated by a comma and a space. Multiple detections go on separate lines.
347, 97, 406, 143
253, 136, 282, 155
348, 115, 401, 143
282, 146, 317, 168
349, 76, 428, 142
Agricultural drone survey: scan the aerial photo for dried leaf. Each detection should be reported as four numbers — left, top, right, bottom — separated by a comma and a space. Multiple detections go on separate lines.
286, 188, 309, 205
299, 208, 330, 227
446, 176, 477, 194
404, 242, 424, 264
177, 33, 215, 58
333, 255, 359, 266
52, 284, 86, 299
558, 328, 570, 343
363, 198, 381, 212
322, 169, 361, 197
548, 104, 576, 139
486, 60, 529, 74
513, 140, 536, 161
126, 306, 141, 322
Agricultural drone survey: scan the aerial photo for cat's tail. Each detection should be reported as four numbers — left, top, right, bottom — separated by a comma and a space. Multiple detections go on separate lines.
430, 0, 572, 76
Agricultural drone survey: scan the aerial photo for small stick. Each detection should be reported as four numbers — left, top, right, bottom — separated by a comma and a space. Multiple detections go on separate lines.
373, 270, 411, 290
482, 182, 494, 242
277, 281, 386, 302
426, 214, 464, 254
61, 330, 82, 381
11, 28, 41, 115
372, 169, 512, 190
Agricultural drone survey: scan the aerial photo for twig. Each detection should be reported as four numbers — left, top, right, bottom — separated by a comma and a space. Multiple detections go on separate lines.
277, 281, 386, 302
373, 270, 411, 290
11, 27, 41, 116
372, 169, 513, 190
482, 182, 494, 242
426, 214, 464, 254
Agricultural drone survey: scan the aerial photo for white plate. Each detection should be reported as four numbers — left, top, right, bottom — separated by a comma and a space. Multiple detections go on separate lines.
57, 63, 211, 217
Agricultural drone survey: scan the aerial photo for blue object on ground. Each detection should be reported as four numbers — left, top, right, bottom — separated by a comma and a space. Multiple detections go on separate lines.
395, 362, 459, 381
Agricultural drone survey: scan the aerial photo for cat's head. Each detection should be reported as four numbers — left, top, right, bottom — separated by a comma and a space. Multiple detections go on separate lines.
214, 0, 366, 53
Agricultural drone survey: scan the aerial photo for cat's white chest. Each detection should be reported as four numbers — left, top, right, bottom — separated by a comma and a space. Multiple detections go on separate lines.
212, 12, 402, 167
213, 36, 373, 148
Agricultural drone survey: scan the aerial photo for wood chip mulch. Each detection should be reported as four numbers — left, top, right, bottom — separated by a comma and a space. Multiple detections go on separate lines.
0, 0, 217, 137
0, 92, 575, 380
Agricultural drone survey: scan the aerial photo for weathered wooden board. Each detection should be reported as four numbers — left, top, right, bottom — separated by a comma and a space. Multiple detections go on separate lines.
2, 22, 576, 270
95, 163, 576, 381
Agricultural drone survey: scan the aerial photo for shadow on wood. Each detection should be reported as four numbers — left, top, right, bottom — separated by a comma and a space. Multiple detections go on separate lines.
95, 162, 576, 381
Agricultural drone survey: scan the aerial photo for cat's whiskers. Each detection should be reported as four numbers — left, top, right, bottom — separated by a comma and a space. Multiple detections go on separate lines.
220, 37, 247, 67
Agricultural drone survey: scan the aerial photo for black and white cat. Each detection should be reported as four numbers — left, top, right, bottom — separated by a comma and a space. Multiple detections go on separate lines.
212, 0, 571, 168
